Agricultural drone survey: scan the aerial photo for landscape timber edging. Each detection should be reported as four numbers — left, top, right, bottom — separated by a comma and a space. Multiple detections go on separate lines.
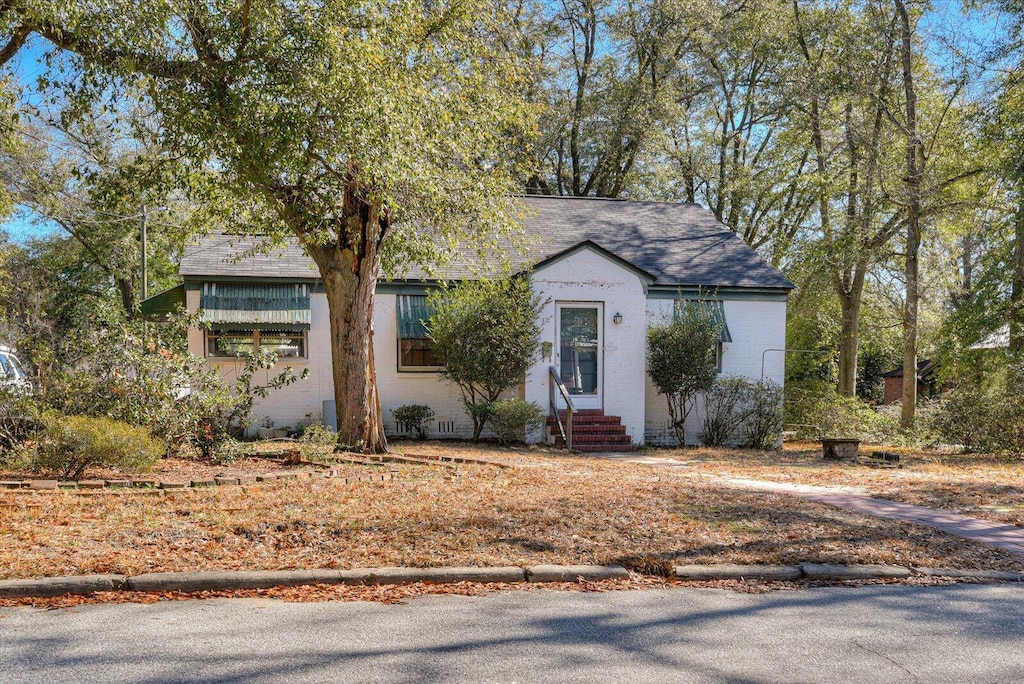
1, 564, 1022, 600
0, 471, 394, 493
0, 452, 513, 495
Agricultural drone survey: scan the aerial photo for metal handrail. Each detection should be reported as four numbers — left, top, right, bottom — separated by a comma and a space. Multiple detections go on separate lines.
548, 365, 575, 451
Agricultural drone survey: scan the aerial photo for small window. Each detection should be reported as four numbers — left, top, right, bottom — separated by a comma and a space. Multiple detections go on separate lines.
399, 338, 441, 370
207, 330, 256, 358
259, 332, 306, 359
206, 329, 306, 359
674, 299, 729, 373
397, 295, 442, 372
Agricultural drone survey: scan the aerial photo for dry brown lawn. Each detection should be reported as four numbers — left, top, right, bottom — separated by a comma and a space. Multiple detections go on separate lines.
1, 440, 1021, 581
639, 441, 1024, 528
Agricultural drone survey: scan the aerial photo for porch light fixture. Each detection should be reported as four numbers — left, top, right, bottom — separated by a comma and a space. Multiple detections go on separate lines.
613, 312, 623, 325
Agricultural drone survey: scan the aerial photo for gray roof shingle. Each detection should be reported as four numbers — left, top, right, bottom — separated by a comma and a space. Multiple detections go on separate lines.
180, 196, 793, 290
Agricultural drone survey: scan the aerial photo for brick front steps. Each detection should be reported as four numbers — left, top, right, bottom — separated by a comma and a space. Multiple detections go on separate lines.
547, 410, 637, 453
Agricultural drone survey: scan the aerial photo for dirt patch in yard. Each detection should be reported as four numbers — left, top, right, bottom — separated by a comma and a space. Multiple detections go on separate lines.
1, 448, 1020, 581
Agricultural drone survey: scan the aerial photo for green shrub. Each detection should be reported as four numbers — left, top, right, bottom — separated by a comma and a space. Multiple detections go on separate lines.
648, 303, 722, 446
212, 439, 249, 465
786, 380, 900, 442
931, 364, 1024, 455
741, 379, 784, 450
701, 376, 750, 446
29, 413, 162, 479
0, 385, 41, 452
45, 314, 307, 460
427, 278, 544, 440
487, 398, 545, 445
392, 404, 435, 440
300, 421, 338, 461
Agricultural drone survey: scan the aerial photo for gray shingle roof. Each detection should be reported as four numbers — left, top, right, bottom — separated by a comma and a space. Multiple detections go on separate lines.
180, 197, 793, 290
180, 234, 318, 279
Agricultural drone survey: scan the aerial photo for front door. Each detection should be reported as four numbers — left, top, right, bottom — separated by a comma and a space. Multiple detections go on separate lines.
556, 302, 603, 411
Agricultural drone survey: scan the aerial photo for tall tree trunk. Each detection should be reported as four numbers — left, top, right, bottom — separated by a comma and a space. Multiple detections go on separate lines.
304, 193, 389, 453
897, 0, 922, 428
836, 264, 867, 397
117, 277, 137, 320
1011, 201, 1024, 358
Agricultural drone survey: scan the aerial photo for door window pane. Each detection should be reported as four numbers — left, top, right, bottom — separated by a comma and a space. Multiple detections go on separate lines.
559, 307, 598, 394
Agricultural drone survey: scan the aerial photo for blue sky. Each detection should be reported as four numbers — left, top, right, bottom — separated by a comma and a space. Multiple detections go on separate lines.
3, 36, 60, 244
0, 0, 1011, 245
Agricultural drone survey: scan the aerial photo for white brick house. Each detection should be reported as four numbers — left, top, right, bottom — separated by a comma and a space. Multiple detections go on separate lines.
148, 196, 792, 447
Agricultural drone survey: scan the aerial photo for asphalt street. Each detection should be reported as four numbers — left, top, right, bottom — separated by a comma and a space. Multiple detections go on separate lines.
2, 583, 1023, 683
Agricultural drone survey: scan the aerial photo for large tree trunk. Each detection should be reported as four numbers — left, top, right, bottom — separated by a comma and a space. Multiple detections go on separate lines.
835, 265, 866, 397
1011, 201, 1024, 358
897, 0, 922, 428
304, 193, 389, 453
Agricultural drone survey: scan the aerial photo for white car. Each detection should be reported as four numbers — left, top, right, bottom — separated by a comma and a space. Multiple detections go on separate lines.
0, 346, 31, 391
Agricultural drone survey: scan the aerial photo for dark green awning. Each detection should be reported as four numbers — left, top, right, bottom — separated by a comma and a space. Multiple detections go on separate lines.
397, 295, 433, 339
674, 299, 733, 343
200, 283, 311, 330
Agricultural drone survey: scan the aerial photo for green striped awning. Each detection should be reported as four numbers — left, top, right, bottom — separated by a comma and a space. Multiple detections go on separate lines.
397, 295, 434, 339
200, 283, 311, 330
674, 299, 733, 343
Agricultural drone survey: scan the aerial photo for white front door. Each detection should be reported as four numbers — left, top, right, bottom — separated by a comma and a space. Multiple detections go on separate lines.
555, 302, 603, 411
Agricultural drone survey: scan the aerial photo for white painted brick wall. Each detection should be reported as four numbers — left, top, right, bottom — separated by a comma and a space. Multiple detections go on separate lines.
188, 290, 330, 433
188, 274, 786, 445
524, 248, 648, 446
372, 293, 488, 438
644, 298, 788, 446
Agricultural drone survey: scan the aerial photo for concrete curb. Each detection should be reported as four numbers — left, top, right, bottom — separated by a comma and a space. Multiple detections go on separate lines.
800, 563, 912, 580
0, 574, 127, 598
674, 564, 803, 581
526, 565, 631, 582
2, 563, 1022, 600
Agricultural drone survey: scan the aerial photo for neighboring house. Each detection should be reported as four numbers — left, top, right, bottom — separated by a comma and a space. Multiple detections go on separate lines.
881, 359, 946, 405
142, 196, 793, 448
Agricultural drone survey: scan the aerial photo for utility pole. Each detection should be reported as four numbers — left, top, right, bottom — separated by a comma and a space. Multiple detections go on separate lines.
140, 205, 148, 301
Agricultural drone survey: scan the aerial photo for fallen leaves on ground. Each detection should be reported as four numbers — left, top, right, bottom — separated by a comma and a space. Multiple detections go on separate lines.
2, 444, 1021, 585
637, 441, 1024, 527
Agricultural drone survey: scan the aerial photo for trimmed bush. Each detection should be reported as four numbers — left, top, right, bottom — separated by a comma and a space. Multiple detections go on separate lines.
392, 404, 435, 440
427, 278, 543, 440
648, 304, 722, 446
741, 379, 785, 449
29, 413, 163, 479
488, 398, 545, 444
701, 376, 750, 446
